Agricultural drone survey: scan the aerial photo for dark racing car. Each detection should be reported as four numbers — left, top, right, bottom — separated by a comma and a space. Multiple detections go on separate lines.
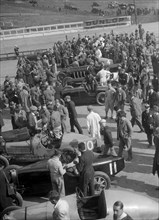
6, 150, 125, 197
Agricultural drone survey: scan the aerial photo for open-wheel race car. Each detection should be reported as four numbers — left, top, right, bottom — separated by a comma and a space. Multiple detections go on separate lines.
1, 188, 158, 220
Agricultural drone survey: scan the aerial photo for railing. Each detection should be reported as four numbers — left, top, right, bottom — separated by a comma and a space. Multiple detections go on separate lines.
0, 21, 83, 40
0, 16, 131, 40
0, 48, 48, 61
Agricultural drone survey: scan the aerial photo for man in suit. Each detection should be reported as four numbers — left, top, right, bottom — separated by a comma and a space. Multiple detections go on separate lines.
130, 95, 144, 132
99, 119, 117, 156
118, 111, 133, 161
75, 142, 94, 196
0, 98, 5, 136
142, 103, 153, 147
114, 84, 126, 111
28, 105, 40, 136
113, 201, 133, 220
64, 96, 83, 134
148, 86, 158, 109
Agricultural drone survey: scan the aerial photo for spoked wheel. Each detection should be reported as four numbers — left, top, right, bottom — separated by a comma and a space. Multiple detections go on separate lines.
96, 92, 105, 106
0, 156, 9, 169
94, 171, 111, 194
0, 206, 21, 220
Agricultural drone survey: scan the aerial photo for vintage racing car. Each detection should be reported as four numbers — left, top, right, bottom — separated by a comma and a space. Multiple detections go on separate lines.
5, 150, 125, 196
61, 85, 106, 106
0, 128, 98, 167
1, 188, 158, 220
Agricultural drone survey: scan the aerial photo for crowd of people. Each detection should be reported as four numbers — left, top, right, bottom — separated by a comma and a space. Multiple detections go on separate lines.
0, 24, 159, 219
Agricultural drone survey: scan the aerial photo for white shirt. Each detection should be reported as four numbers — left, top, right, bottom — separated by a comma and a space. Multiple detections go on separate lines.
97, 69, 111, 85
53, 199, 70, 220
87, 111, 101, 139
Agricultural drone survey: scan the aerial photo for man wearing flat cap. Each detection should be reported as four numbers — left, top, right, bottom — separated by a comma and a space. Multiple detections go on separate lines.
28, 105, 40, 136
142, 104, 153, 147
99, 119, 117, 156
75, 142, 94, 196
148, 86, 158, 109
118, 111, 133, 161
65, 96, 83, 134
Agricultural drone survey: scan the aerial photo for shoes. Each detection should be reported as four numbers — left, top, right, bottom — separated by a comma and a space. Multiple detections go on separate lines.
125, 157, 132, 162
110, 148, 118, 157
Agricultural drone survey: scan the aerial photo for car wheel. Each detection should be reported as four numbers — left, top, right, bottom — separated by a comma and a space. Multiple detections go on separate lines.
96, 92, 105, 105
63, 77, 73, 87
94, 171, 111, 194
11, 192, 23, 207
57, 72, 66, 83
0, 206, 21, 220
0, 155, 9, 169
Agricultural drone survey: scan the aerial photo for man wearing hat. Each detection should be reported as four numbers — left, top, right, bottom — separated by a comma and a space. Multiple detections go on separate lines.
148, 86, 158, 109
99, 119, 117, 157
118, 111, 133, 161
130, 95, 144, 133
28, 105, 40, 136
75, 142, 94, 196
114, 83, 126, 111
87, 105, 101, 139
142, 104, 153, 147
65, 96, 83, 134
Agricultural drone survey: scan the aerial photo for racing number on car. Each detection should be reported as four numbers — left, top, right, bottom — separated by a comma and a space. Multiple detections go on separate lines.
87, 141, 94, 151
109, 162, 117, 175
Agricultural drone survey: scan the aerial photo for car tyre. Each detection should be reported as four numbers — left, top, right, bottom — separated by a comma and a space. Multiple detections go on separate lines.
57, 72, 66, 84
0, 155, 9, 168
0, 206, 21, 220
96, 92, 105, 105
94, 171, 111, 193
63, 77, 73, 87
11, 192, 23, 207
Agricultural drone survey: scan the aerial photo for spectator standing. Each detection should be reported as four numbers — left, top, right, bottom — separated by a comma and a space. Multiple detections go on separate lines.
54, 99, 67, 133
99, 119, 117, 156
86, 105, 101, 139
114, 84, 126, 111
113, 201, 133, 220
152, 127, 159, 190
30, 83, 41, 107
118, 111, 133, 161
49, 190, 70, 220
142, 104, 154, 147
0, 170, 13, 213
76, 142, 94, 196
28, 105, 40, 136
130, 96, 144, 132
97, 64, 110, 86
105, 81, 116, 119
64, 96, 83, 134
0, 98, 5, 136
14, 104, 27, 129
19, 85, 31, 115
49, 105, 63, 143
47, 150, 66, 197
148, 86, 158, 109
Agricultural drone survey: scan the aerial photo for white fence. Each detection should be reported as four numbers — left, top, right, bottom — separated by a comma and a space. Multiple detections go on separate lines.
0, 21, 83, 40
0, 16, 131, 40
